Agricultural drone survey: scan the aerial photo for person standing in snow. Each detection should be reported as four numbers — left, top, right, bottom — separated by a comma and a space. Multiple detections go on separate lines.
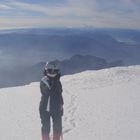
39, 61, 64, 140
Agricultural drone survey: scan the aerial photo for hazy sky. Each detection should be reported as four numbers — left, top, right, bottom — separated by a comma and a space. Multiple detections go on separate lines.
0, 0, 140, 29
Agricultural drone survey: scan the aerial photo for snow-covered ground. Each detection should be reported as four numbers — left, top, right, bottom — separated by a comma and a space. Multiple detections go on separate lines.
0, 66, 140, 140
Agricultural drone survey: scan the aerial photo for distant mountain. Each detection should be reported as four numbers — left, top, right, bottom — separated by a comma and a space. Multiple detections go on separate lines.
0, 28, 140, 70
94, 28, 140, 42
133, 35, 140, 43
0, 54, 124, 88
30, 54, 124, 77
58, 55, 109, 74
0, 27, 140, 88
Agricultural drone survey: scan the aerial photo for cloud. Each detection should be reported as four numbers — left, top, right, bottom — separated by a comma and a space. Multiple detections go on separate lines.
10, 0, 139, 17
7, 0, 93, 17
0, 3, 12, 10
0, 0, 140, 29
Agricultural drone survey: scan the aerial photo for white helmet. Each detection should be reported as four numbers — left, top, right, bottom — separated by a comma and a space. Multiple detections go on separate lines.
44, 61, 60, 78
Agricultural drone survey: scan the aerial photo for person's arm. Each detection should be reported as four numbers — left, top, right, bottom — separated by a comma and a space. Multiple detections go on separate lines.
39, 81, 48, 119
59, 81, 64, 116
40, 81, 49, 96
59, 81, 64, 105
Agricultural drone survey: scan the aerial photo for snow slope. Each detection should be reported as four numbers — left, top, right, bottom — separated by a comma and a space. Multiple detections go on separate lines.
0, 66, 140, 140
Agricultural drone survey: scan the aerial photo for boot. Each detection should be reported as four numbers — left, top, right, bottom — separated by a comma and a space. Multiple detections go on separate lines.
53, 133, 61, 140
41, 132, 50, 140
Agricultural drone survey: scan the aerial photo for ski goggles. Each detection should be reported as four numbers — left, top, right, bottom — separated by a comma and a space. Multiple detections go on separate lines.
46, 69, 59, 74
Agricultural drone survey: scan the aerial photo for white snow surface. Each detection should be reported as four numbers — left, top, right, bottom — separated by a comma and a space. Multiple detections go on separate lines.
0, 66, 140, 140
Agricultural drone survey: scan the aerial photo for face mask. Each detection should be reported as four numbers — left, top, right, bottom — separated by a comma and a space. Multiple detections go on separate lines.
47, 73, 57, 78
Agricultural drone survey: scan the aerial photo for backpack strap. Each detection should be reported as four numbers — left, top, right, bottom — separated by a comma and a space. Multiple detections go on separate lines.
41, 76, 51, 112
41, 76, 51, 90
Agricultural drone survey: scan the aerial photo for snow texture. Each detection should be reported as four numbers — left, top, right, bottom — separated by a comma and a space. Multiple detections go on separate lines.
0, 65, 140, 140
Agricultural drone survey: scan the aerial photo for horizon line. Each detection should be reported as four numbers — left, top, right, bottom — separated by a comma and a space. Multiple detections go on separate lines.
0, 26, 140, 31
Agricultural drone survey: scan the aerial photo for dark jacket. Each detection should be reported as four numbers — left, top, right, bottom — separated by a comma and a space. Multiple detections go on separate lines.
39, 76, 63, 116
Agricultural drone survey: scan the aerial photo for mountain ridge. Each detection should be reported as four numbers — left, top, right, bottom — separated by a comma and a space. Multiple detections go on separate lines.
0, 65, 140, 140
0, 54, 124, 88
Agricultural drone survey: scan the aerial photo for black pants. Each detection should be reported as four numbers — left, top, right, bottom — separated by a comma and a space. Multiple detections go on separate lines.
39, 96, 62, 138
40, 111, 62, 134
40, 107, 62, 134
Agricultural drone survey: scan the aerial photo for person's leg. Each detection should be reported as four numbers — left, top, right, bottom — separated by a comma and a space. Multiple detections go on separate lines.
41, 112, 51, 140
39, 97, 51, 140
52, 113, 62, 140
